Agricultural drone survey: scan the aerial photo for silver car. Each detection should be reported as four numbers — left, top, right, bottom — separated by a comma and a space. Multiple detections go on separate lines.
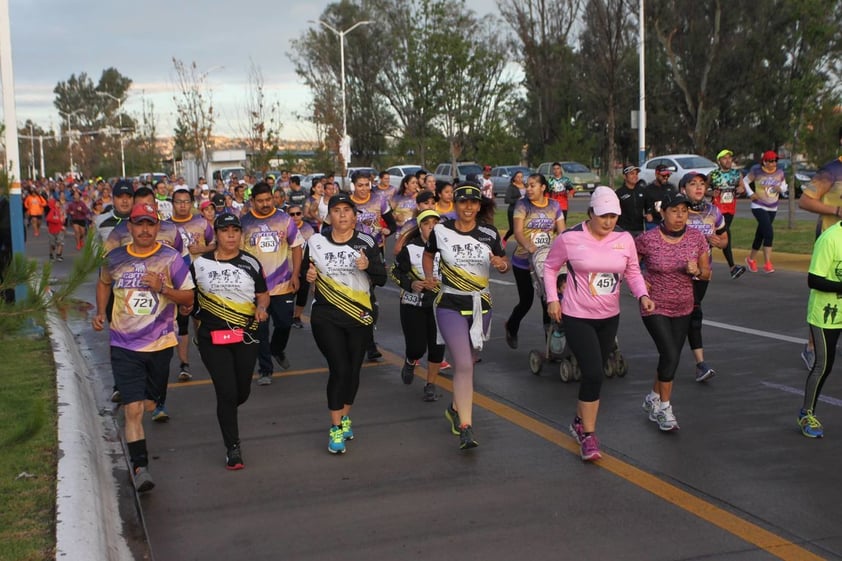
489, 166, 532, 198
638, 154, 718, 185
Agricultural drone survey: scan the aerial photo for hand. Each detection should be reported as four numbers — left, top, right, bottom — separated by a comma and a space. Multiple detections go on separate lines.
306, 263, 318, 283
422, 277, 438, 291
490, 254, 508, 273
640, 295, 656, 313
547, 301, 562, 323
686, 260, 700, 276
179, 304, 193, 315
356, 252, 369, 270
92, 314, 105, 331
707, 233, 727, 249
142, 272, 163, 293
255, 308, 269, 323
290, 275, 300, 293
410, 280, 425, 293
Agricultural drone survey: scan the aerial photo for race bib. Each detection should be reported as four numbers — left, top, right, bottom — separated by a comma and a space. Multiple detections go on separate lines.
721, 191, 734, 203
401, 292, 422, 306
589, 273, 617, 296
126, 289, 158, 316
257, 233, 279, 253
532, 232, 551, 248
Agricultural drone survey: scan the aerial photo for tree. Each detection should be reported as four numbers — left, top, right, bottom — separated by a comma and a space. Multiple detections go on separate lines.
172, 58, 215, 179
578, 0, 637, 183
240, 60, 282, 173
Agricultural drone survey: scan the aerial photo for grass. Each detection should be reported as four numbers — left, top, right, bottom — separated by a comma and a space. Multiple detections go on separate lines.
492, 208, 817, 255
0, 323, 57, 561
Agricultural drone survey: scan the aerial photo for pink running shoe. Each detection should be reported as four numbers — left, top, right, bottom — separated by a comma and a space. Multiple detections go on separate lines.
745, 257, 758, 273
569, 417, 585, 443
579, 434, 602, 461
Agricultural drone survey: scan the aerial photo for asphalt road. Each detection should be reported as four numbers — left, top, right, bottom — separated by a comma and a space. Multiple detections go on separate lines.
32, 217, 842, 561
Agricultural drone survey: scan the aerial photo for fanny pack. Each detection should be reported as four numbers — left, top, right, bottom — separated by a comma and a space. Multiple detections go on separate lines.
210, 328, 244, 345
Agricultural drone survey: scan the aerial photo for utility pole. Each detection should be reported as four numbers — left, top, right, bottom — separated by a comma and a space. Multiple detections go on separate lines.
96, 90, 128, 177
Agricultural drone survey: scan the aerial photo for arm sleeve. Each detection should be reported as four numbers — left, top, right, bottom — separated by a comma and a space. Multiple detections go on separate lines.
365, 242, 387, 287
807, 272, 842, 294
382, 207, 397, 233
390, 246, 415, 291
742, 175, 755, 197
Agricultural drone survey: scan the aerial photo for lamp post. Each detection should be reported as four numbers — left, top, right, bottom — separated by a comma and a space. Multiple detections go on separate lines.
96, 91, 127, 177
311, 18, 371, 179
59, 108, 84, 176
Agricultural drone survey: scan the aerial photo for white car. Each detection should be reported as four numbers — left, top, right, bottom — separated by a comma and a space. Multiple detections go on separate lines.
385, 164, 427, 190
638, 154, 718, 185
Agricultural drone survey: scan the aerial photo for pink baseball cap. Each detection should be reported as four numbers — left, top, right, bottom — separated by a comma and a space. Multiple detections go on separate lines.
590, 186, 621, 216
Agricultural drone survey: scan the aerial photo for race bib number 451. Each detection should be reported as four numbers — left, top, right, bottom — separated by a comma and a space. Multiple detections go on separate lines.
588, 272, 618, 296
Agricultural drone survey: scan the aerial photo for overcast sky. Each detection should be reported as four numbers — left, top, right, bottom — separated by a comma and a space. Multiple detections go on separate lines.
4, 0, 501, 141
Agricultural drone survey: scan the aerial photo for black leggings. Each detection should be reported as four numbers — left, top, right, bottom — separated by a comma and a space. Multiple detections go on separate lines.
721, 213, 735, 267
507, 265, 549, 336
688, 280, 708, 351
563, 314, 619, 402
503, 204, 515, 240
751, 208, 776, 250
642, 314, 691, 382
804, 324, 841, 413
400, 304, 445, 363
311, 308, 372, 411
196, 326, 260, 448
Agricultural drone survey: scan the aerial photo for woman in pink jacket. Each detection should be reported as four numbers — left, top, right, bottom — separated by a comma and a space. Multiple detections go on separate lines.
543, 186, 654, 461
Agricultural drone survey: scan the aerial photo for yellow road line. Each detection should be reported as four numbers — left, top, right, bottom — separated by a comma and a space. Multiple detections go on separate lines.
166, 362, 380, 389
383, 348, 821, 561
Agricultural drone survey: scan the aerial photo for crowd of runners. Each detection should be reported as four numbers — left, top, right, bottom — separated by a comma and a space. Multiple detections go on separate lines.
14, 149, 841, 493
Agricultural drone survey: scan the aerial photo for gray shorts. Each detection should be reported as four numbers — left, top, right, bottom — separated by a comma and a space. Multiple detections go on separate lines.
48, 229, 65, 247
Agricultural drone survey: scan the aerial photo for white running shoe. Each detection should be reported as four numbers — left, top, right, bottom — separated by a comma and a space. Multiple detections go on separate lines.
643, 393, 661, 421
654, 404, 679, 431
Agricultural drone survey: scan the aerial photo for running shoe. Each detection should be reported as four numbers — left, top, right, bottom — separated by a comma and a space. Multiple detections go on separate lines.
439, 359, 452, 371
401, 359, 415, 385
764, 261, 775, 274
256, 374, 272, 386
110, 388, 122, 403
291, 317, 304, 329
579, 434, 602, 461
272, 353, 290, 370
745, 257, 758, 273
328, 425, 346, 454
423, 383, 440, 402
133, 466, 155, 493
177, 363, 192, 382
730, 265, 746, 280
151, 405, 169, 423
367, 348, 383, 362
569, 416, 585, 444
56, 255, 63, 262
654, 404, 679, 431
459, 424, 479, 449
341, 415, 354, 441
504, 321, 518, 350
642, 393, 661, 420
798, 409, 823, 438
695, 362, 716, 383
445, 404, 461, 436
226, 444, 244, 470
801, 344, 816, 371
49, 253, 54, 261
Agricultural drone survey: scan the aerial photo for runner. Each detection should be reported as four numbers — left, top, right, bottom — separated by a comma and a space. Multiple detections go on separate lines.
644, 164, 676, 230
24, 188, 47, 237
636, 191, 709, 431
435, 181, 454, 216
423, 183, 508, 449
92, 202, 195, 492
797, 155, 842, 369
743, 150, 788, 273
391, 209, 446, 401
45, 197, 67, 261
168, 187, 215, 383
504, 173, 565, 349
393, 190, 437, 255
304, 193, 387, 454
502, 170, 527, 244
390, 175, 421, 234
374, 171, 397, 202
286, 203, 315, 329
191, 212, 269, 468
547, 162, 571, 220
66, 189, 92, 251
680, 172, 729, 382
708, 149, 746, 279
799, 220, 842, 438
616, 165, 647, 237
543, 186, 653, 461
240, 182, 303, 385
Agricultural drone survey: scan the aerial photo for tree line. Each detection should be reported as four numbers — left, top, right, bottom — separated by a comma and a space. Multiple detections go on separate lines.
292, 0, 842, 182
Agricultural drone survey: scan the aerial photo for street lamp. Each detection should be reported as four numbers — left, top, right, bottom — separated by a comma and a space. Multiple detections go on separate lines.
96, 91, 128, 177
311, 18, 372, 176
59, 108, 84, 176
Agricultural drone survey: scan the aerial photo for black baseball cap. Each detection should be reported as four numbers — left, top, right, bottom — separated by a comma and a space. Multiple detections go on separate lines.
328, 193, 356, 210
453, 183, 482, 201
211, 193, 226, 207
416, 190, 436, 204
660, 191, 690, 210
214, 213, 241, 229
113, 180, 134, 197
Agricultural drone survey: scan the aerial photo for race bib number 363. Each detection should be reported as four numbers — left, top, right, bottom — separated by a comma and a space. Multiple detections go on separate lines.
126, 289, 158, 315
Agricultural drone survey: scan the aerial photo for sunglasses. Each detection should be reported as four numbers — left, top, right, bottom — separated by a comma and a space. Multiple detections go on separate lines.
764, 159, 777, 163
288, 211, 302, 216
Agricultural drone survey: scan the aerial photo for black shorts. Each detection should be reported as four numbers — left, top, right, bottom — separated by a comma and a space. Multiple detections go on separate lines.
71, 219, 87, 228
110, 345, 173, 404
176, 311, 190, 336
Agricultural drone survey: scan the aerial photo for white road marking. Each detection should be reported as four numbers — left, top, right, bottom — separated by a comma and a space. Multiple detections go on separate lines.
489, 278, 516, 286
703, 320, 807, 345
761, 381, 842, 408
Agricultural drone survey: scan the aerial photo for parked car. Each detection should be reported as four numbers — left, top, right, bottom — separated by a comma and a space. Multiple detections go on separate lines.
489, 166, 532, 198
300, 173, 325, 191
137, 172, 169, 186
638, 154, 717, 185
433, 162, 484, 185
536, 161, 601, 194
385, 165, 428, 189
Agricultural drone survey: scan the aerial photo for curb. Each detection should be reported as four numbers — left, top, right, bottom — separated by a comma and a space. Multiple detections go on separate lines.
50, 311, 135, 561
